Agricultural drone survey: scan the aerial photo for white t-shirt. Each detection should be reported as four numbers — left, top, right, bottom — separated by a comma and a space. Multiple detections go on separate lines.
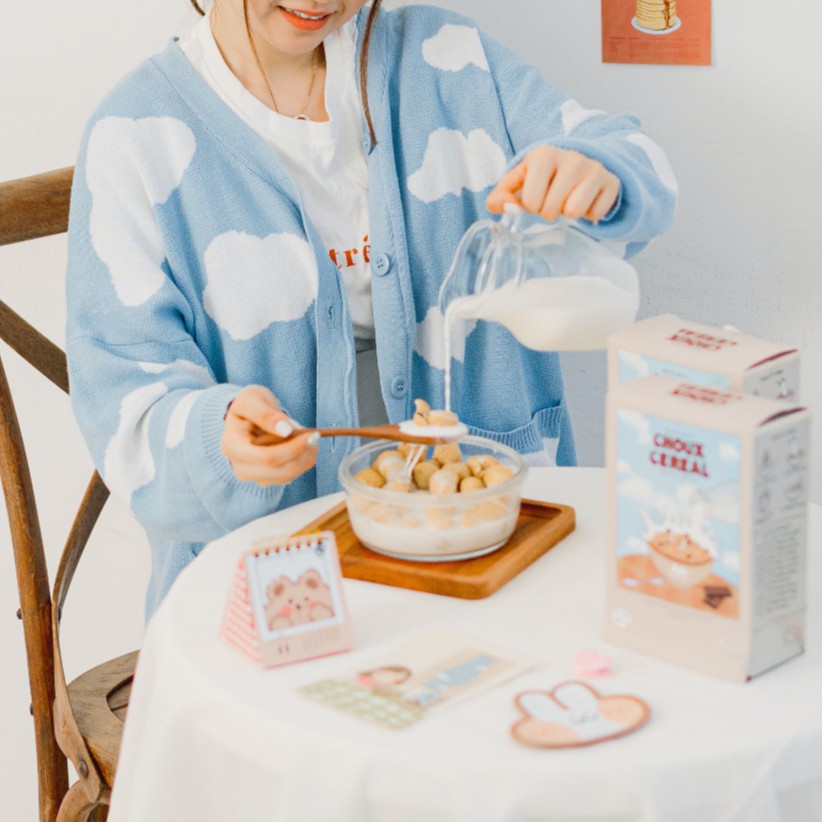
179, 13, 374, 340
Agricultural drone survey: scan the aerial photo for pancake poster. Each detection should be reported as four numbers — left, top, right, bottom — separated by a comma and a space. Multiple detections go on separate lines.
602, 0, 712, 65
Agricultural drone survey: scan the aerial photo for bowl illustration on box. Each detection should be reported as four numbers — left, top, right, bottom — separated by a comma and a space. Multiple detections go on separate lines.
646, 529, 713, 590
617, 513, 738, 617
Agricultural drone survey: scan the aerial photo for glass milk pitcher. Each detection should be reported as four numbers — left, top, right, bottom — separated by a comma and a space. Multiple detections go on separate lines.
437, 204, 640, 351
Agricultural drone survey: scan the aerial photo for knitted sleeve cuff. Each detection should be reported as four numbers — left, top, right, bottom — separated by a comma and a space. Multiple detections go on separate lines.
184, 384, 287, 533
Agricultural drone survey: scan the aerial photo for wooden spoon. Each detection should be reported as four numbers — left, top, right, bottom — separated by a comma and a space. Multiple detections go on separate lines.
252, 421, 469, 447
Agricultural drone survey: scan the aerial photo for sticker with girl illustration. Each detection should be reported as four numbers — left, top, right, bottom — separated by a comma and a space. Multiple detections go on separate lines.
299, 630, 533, 729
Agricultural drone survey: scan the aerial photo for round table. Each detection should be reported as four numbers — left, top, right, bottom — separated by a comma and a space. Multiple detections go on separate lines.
108, 469, 822, 822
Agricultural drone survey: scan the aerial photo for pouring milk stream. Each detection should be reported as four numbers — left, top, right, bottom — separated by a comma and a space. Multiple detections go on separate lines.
439, 204, 640, 411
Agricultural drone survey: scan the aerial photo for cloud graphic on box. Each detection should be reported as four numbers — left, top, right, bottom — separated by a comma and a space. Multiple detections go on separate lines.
421, 24, 489, 72
720, 442, 740, 461
87, 116, 196, 306
618, 410, 652, 444
677, 482, 739, 524
203, 231, 318, 340
619, 474, 655, 505
408, 128, 506, 203
619, 351, 651, 380
721, 552, 740, 571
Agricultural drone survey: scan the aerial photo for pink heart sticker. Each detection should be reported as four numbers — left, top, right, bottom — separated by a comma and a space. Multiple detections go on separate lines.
573, 649, 612, 678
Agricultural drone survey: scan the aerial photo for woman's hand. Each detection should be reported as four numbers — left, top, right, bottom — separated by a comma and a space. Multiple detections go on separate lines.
221, 385, 318, 486
486, 145, 620, 224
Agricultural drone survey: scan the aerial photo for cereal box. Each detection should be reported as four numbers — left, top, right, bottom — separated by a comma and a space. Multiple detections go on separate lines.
605, 376, 810, 682
608, 314, 799, 401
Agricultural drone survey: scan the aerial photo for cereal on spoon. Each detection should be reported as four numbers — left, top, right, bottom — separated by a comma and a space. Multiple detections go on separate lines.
353, 399, 513, 495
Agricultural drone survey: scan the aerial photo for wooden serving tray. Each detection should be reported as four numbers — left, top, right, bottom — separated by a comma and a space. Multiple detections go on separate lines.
294, 498, 575, 600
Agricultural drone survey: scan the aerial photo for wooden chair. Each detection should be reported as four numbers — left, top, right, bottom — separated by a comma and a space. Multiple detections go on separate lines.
0, 168, 138, 822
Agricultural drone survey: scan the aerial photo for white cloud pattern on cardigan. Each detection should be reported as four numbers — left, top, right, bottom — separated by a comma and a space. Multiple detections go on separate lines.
524, 438, 559, 467
626, 133, 679, 192
166, 390, 205, 449
202, 231, 318, 340
138, 359, 214, 384
560, 99, 606, 134
408, 128, 506, 203
421, 24, 489, 72
103, 381, 168, 508
86, 116, 196, 306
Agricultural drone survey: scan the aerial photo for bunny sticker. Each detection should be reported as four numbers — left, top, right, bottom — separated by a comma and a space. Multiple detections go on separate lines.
512, 681, 650, 748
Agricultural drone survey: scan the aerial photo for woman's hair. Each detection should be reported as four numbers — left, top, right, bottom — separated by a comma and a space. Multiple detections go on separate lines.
188, 0, 382, 144
359, 0, 382, 145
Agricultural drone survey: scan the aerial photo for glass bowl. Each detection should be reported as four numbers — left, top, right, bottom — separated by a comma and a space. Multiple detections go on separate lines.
339, 436, 527, 562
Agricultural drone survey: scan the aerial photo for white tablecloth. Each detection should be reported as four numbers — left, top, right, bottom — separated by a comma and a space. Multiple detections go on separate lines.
108, 468, 822, 822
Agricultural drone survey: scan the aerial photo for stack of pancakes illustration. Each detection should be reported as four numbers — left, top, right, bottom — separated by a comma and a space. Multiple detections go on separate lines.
636, 0, 677, 31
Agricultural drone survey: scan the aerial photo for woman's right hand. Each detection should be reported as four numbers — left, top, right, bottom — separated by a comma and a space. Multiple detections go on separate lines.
221, 385, 318, 486
486, 145, 620, 223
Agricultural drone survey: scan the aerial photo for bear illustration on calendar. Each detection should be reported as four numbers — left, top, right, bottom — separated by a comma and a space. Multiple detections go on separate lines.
264, 569, 335, 631
222, 532, 354, 668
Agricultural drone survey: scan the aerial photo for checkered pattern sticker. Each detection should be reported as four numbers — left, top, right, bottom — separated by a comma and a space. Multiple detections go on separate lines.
299, 679, 425, 729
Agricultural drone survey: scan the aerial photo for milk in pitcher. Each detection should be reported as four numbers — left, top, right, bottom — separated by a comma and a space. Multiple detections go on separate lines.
440, 210, 639, 408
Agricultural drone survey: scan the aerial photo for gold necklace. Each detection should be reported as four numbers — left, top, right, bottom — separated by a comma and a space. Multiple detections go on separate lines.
243, 6, 319, 120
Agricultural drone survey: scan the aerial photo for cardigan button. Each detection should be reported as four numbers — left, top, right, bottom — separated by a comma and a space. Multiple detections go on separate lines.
390, 376, 408, 398
373, 253, 391, 276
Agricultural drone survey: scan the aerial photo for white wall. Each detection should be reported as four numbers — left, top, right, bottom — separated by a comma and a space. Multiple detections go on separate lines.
2, 1, 820, 817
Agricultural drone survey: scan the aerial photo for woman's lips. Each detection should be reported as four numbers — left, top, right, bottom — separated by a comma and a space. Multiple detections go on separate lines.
278, 6, 332, 31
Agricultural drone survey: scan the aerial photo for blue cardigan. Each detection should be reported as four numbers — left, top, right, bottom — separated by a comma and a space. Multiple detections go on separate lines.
66, 4, 677, 618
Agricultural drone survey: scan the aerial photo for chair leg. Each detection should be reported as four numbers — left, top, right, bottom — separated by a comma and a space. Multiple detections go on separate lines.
55, 781, 108, 822
88, 805, 109, 822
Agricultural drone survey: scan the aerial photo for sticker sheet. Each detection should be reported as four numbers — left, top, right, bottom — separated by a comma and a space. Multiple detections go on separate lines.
300, 629, 534, 729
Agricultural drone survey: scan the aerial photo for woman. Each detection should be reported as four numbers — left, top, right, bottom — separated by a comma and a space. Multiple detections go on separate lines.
66, 0, 677, 618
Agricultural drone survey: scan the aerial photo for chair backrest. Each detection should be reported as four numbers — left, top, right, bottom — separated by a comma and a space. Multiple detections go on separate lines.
0, 168, 111, 821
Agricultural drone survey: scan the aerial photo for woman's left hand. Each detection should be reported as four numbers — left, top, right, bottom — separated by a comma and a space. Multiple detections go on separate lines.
486, 145, 620, 224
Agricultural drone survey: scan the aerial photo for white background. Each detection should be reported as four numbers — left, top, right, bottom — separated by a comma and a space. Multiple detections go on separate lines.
1, 1, 820, 818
